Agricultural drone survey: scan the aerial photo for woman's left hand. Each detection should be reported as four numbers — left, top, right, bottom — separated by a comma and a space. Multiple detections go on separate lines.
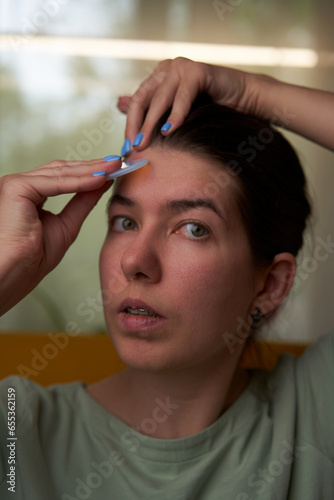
0, 158, 120, 316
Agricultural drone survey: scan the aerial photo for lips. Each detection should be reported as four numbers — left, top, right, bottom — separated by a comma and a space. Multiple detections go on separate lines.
118, 299, 163, 318
117, 298, 165, 333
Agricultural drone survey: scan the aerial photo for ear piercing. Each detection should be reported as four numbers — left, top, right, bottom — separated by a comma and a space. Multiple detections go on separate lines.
247, 307, 270, 339
250, 307, 263, 328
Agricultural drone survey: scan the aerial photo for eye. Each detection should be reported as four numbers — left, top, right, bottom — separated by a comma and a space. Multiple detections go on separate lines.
111, 216, 138, 232
178, 222, 209, 239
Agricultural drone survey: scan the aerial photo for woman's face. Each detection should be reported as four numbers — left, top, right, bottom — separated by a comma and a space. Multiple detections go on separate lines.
100, 148, 261, 372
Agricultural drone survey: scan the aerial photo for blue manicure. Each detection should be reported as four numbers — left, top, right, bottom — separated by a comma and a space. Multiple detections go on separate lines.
121, 138, 131, 157
104, 155, 121, 161
133, 132, 143, 147
161, 122, 171, 132
92, 171, 106, 177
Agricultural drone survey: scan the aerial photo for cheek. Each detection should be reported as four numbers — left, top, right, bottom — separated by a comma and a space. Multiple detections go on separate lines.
99, 242, 123, 297
170, 248, 254, 331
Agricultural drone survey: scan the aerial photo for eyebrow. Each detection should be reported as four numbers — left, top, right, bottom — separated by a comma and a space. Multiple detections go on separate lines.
108, 194, 135, 210
108, 194, 225, 221
166, 198, 225, 221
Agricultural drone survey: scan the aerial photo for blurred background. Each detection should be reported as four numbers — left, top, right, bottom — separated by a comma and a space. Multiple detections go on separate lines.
0, 0, 333, 342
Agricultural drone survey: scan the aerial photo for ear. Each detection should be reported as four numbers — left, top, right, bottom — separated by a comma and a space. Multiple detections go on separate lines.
251, 253, 297, 316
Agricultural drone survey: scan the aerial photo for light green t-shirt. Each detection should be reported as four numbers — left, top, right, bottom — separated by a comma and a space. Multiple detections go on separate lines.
1, 331, 333, 500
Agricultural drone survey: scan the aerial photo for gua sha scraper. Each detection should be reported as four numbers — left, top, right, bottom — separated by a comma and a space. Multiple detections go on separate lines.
105, 159, 148, 180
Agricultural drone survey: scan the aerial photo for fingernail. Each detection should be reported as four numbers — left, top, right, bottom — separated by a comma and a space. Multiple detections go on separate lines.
132, 132, 143, 147
121, 138, 131, 157
161, 122, 171, 133
104, 155, 121, 161
92, 171, 106, 177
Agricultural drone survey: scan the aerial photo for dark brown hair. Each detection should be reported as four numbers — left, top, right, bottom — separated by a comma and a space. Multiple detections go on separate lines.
150, 96, 312, 266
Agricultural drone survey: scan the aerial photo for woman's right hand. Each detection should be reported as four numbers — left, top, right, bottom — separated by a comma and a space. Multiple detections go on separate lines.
0, 158, 121, 316
119, 56, 334, 151
118, 57, 261, 150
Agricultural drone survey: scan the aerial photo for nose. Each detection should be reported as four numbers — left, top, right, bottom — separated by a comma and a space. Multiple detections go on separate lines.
120, 230, 162, 283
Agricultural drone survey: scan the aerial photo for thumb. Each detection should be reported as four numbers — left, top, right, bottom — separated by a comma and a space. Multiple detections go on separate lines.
57, 183, 111, 247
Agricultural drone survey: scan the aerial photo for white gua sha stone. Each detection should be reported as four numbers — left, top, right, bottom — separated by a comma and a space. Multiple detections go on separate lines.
105, 159, 148, 180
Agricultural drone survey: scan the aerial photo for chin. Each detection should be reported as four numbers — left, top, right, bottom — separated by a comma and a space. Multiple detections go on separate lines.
108, 329, 174, 372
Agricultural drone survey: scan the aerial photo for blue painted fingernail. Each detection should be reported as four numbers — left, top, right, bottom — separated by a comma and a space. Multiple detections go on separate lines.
92, 171, 106, 177
161, 122, 171, 132
121, 138, 131, 157
104, 155, 121, 161
132, 132, 143, 147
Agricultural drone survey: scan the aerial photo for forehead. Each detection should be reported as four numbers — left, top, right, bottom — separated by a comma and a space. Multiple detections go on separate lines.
114, 148, 238, 214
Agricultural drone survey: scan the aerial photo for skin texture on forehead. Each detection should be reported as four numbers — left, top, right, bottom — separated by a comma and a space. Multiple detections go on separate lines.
114, 148, 240, 231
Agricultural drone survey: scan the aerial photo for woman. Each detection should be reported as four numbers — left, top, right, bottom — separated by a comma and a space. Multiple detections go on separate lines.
0, 58, 333, 499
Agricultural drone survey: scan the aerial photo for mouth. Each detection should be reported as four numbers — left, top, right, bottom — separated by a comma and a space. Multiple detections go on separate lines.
117, 299, 165, 332
125, 307, 159, 318
118, 299, 162, 318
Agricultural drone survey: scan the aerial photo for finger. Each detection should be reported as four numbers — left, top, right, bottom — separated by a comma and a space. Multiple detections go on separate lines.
125, 64, 169, 142
27, 158, 121, 177
54, 184, 109, 249
37, 184, 109, 272
137, 59, 211, 149
161, 77, 205, 131
117, 96, 131, 114
14, 172, 113, 208
125, 84, 160, 142
28, 158, 105, 172
131, 73, 181, 150
161, 60, 212, 129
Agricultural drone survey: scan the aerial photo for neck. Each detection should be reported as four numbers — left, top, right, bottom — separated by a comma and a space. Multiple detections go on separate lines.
88, 349, 250, 439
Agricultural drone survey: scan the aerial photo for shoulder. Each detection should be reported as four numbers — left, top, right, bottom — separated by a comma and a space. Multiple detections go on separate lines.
294, 330, 334, 422
0, 376, 85, 431
0, 376, 35, 419
268, 330, 334, 459
296, 329, 334, 371
272, 329, 334, 380
0, 377, 87, 476
269, 329, 334, 400
0, 374, 84, 400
